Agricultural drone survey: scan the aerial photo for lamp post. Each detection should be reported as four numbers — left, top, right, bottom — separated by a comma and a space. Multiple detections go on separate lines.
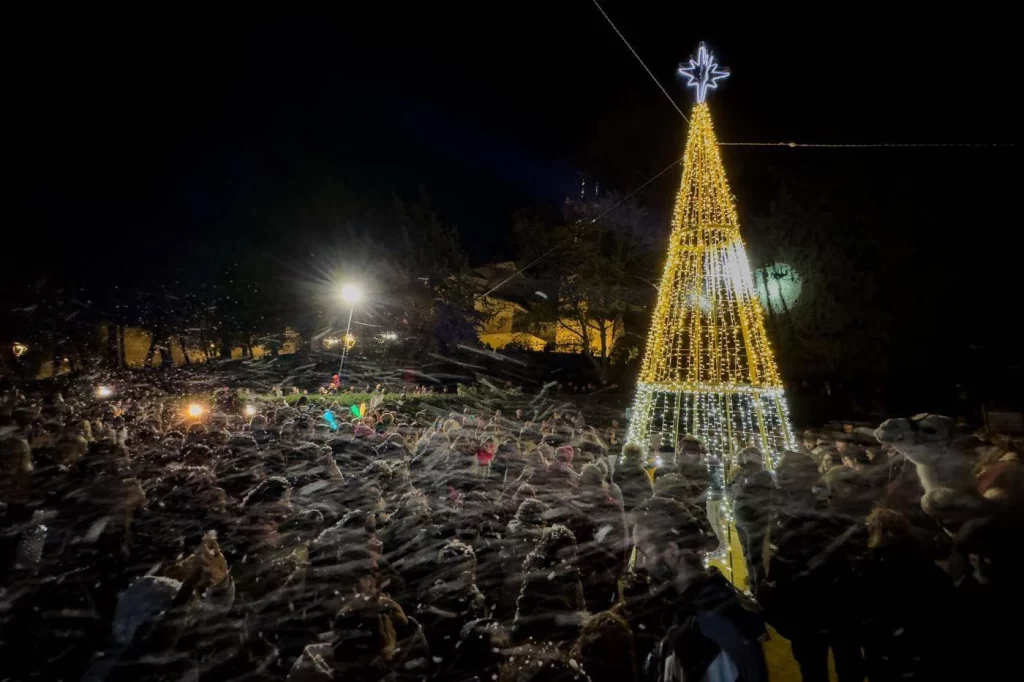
338, 283, 361, 378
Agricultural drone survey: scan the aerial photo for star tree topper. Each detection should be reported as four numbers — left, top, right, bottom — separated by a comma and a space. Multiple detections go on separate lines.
678, 42, 729, 103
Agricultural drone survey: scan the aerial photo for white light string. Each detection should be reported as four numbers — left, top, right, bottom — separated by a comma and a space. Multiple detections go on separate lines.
589, 1, 1012, 149
590, 0, 689, 122
478, 154, 684, 299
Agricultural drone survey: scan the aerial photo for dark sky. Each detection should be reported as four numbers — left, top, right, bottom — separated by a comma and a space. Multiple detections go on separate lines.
9, 5, 1016, 281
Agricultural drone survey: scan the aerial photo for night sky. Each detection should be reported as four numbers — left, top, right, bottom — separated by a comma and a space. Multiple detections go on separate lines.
8, 6, 1017, 308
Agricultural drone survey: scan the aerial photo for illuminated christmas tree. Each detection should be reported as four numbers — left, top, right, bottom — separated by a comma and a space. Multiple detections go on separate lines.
626, 43, 795, 467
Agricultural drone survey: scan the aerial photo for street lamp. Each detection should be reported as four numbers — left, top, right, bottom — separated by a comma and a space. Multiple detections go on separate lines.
338, 283, 362, 377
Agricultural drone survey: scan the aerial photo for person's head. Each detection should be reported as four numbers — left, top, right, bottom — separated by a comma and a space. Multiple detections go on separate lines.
579, 463, 605, 488
866, 507, 912, 549
437, 538, 477, 578
620, 442, 644, 466
630, 496, 715, 584
524, 524, 578, 571
801, 429, 818, 451
818, 447, 839, 473
511, 497, 548, 530
775, 451, 821, 495
330, 596, 403, 665
676, 435, 706, 462
241, 475, 292, 516
841, 446, 870, 471
570, 611, 636, 682
737, 446, 764, 471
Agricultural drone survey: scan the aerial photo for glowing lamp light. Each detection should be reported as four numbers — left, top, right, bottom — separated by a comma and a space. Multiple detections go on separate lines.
244, 405, 257, 417
380, 331, 398, 342
343, 333, 357, 350
187, 404, 204, 418
12, 342, 28, 357
96, 386, 113, 398
340, 283, 362, 304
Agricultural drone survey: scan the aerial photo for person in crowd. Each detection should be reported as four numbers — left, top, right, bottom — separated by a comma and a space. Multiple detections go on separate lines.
730, 447, 774, 594
613, 443, 654, 512
625, 496, 767, 682
513, 524, 587, 644
760, 452, 863, 682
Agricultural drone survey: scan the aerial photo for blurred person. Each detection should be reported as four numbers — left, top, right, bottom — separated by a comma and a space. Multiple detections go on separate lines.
627, 496, 766, 682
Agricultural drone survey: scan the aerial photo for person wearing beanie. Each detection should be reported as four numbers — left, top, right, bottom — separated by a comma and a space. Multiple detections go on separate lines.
570, 610, 638, 682
546, 444, 580, 487
513, 524, 587, 644
415, 539, 488, 664
613, 443, 654, 513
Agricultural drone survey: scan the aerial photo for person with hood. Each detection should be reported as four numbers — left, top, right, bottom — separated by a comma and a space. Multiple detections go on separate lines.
414, 539, 488, 665
496, 496, 549, 620
513, 524, 587, 644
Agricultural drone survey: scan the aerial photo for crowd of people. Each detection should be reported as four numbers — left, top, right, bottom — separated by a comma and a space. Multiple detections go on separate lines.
1, 378, 1022, 681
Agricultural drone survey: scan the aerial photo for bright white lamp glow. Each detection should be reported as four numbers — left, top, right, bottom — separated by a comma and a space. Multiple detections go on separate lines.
187, 404, 204, 418
678, 41, 730, 104
340, 283, 362, 304
96, 386, 113, 398
244, 405, 257, 417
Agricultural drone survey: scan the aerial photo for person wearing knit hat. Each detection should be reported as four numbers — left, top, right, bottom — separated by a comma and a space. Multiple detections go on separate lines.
570, 610, 637, 682
546, 444, 580, 488
513, 524, 587, 644
613, 443, 654, 513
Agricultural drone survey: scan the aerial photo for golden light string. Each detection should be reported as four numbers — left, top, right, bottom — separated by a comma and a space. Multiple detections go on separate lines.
627, 101, 794, 468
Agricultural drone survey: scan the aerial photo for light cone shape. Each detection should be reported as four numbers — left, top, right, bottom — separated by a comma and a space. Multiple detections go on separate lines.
626, 102, 795, 467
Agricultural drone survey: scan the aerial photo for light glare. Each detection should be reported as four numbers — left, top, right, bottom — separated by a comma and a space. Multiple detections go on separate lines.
340, 283, 362, 304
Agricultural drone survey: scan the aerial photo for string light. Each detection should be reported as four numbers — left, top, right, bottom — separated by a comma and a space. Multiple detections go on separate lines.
626, 98, 796, 469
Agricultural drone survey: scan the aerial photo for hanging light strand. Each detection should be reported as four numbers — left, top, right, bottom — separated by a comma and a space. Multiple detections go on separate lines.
589, 2, 1011, 150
